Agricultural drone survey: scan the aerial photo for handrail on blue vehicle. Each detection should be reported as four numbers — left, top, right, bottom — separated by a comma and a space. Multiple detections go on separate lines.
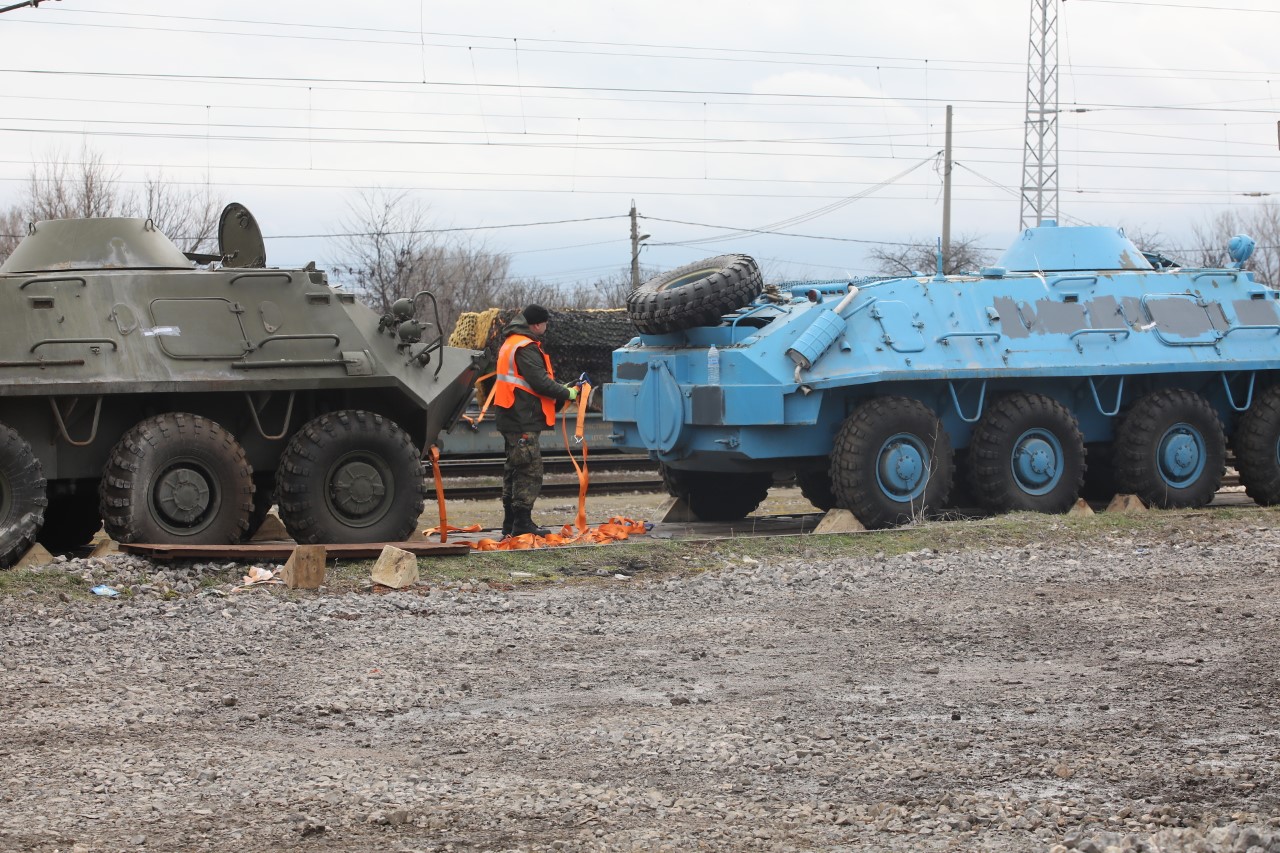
1069, 328, 1130, 352
728, 302, 789, 344
946, 380, 987, 424
1051, 276, 1098, 288
1221, 372, 1256, 412
1087, 376, 1125, 417
1217, 324, 1280, 342
1191, 271, 1241, 283
936, 332, 1001, 346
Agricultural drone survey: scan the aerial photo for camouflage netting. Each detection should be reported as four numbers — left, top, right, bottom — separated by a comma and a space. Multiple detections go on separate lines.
450, 308, 635, 411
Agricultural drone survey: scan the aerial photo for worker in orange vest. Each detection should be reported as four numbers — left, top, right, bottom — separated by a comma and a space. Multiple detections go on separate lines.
493, 304, 578, 537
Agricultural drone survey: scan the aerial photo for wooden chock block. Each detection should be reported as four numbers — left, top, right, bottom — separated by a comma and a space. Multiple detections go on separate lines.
813, 509, 867, 534
250, 510, 290, 543
657, 496, 699, 523
88, 538, 119, 558
371, 545, 419, 589
1105, 493, 1146, 514
12, 543, 55, 570
282, 544, 327, 589
1067, 498, 1095, 517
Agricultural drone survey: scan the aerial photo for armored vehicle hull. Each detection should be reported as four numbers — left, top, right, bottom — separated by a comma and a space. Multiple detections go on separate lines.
0, 212, 478, 565
605, 223, 1280, 528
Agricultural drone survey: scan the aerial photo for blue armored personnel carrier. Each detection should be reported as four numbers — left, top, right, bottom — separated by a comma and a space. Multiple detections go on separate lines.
604, 222, 1277, 528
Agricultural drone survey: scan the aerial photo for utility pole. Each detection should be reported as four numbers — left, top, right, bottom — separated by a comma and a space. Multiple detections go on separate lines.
1019, 0, 1059, 230
629, 201, 649, 290
941, 105, 953, 272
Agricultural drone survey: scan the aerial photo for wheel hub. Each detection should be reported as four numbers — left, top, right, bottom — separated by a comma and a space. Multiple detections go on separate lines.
155, 466, 212, 524
1158, 424, 1205, 487
329, 459, 388, 519
876, 434, 928, 501
1011, 430, 1062, 495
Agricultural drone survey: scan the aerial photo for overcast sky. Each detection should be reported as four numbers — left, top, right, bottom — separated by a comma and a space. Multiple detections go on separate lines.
1, 0, 1276, 288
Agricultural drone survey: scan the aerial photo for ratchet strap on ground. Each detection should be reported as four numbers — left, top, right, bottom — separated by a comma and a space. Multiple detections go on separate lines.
424, 445, 483, 542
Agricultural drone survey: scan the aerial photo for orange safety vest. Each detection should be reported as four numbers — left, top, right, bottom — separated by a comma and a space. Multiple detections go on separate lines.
494, 334, 557, 427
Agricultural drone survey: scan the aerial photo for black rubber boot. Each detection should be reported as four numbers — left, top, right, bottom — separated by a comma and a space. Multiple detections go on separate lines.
501, 498, 514, 538
511, 507, 550, 537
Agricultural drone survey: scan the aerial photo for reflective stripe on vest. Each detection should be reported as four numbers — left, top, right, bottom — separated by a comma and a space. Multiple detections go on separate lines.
494, 334, 557, 427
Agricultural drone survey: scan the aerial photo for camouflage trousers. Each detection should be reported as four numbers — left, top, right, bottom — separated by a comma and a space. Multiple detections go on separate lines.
501, 431, 544, 510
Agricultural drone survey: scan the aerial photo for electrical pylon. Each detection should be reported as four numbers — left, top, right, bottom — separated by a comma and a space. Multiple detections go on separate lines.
1020, 0, 1059, 230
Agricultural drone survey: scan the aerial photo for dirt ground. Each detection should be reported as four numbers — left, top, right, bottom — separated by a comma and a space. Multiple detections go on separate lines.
1, 495, 1278, 852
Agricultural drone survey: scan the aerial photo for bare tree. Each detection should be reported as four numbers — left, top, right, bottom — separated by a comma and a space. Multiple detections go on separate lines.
24, 145, 121, 220
329, 189, 611, 336
0, 147, 225, 263
1190, 205, 1280, 285
869, 235, 995, 277
127, 175, 223, 254
0, 206, 24, 261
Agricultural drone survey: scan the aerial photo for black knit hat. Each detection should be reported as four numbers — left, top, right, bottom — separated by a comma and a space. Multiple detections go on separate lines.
522, 304, 549, 325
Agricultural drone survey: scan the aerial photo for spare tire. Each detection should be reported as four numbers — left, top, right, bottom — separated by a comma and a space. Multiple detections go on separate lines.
626, 255, 762, 335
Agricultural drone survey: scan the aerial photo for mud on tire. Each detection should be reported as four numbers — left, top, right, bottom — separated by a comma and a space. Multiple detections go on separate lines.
626, 255, 763, 335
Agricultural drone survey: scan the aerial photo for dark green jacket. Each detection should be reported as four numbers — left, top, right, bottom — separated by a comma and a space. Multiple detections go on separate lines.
494, 314, 572, 434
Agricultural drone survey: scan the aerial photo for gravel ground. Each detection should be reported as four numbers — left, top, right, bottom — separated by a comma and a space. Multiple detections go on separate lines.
1, 502, 1278, 852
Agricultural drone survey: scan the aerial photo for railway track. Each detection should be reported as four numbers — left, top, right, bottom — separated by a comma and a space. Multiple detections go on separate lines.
435, 466, 1249, 504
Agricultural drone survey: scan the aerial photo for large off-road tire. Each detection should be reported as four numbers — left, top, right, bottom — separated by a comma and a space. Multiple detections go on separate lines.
625, 255, 762, 335
0, 423, 46, 568
661, 465, 771, 522
240, 471, 277, 543
830, 397, 953, 529
100, 414, 254, 544
1233, 385, 1280, 505
276, 410, 425, 544
968, 393, 1086, 515
795, 469, 836, 512
1113, 388, 1224, 509
38, 486, 103, 554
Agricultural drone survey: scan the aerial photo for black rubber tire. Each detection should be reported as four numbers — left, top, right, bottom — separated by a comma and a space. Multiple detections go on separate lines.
795, 469, 837, 511
625, 255, 762, 335
661, 465, 771, 522
38, 487, 103, 554
830, 397, 954, 529
276, 410, 425, 544
1113, 388, 1225, 509
1233, 385, 1280, 505
968, 393, 1086, 514
0, 423, 47, 569
240, 471, 277, 543
100, 414, 254, 545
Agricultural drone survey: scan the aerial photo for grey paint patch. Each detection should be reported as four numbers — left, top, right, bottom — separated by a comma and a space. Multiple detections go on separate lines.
1233, 298, 1280, 327
994, 296, 1030, 339
1144, 297, 1215, 337
691, 386, 724, 425
616, 362, 649, 380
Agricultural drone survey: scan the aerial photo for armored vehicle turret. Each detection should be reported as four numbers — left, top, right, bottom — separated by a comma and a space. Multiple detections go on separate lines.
0, 205, 478, 566
606, 223, 1279, 528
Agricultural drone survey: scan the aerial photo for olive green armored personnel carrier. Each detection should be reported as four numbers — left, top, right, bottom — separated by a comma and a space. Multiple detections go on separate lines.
0, 205, 479, 566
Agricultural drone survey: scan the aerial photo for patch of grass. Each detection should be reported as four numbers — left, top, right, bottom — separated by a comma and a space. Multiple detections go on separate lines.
0, 567, 91, 602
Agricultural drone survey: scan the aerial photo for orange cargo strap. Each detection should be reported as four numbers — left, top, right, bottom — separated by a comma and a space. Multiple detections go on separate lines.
460, 372, 497, 429
560, 382, 592, 533
423, 445, 483, 542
